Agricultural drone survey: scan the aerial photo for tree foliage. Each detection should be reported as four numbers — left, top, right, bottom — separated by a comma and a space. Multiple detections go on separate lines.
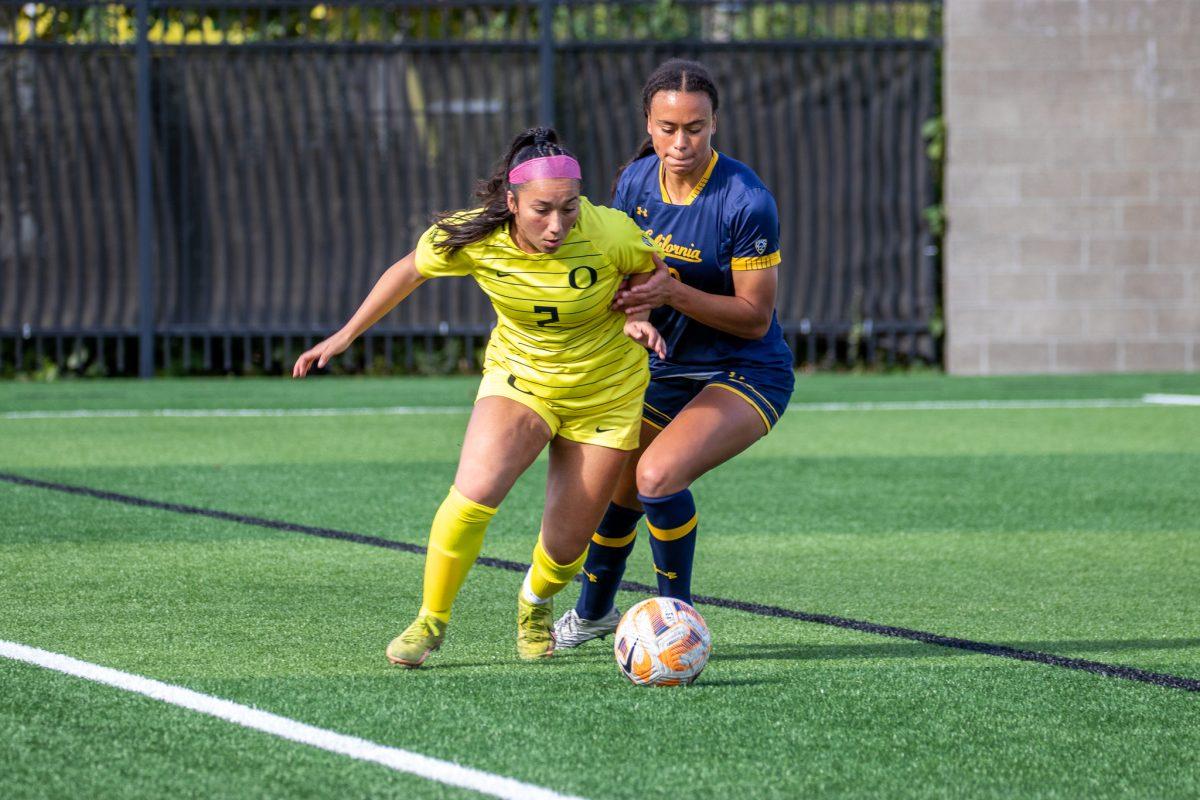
5, 1, 941, 45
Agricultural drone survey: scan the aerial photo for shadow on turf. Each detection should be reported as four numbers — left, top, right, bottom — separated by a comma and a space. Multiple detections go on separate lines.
716, 638, 1200, 663
348, 639, 1200, 671
412, 652, 612, 670
689, 677, 776, 687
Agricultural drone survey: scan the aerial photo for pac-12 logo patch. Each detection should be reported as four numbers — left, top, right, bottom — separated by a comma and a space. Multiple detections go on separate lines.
754, 238, 768, 255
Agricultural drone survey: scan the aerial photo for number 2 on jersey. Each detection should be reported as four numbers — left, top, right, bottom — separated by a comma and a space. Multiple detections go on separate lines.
533, 305, 559, 327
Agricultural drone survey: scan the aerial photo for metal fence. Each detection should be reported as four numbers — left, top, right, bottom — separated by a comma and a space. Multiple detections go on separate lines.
0, 0, 942, 377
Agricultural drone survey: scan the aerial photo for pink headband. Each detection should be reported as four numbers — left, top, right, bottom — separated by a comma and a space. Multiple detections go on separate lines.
508, 155, 581, 185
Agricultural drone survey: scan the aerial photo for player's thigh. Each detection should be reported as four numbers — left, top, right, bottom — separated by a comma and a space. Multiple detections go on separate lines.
611, 421, 663, 509
453, 395, 552, 507
541, 437, 632, 563
636, 386, 766, 497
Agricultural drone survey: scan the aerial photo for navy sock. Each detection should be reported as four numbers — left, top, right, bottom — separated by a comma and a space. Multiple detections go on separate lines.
574, 502, 643, 620
638, 489, 697, 605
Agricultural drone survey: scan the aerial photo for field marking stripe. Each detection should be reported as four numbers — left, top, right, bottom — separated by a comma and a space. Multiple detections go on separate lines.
790, 399, 1146, 411
0, 472, 430, 556
1143, 393, 1200, 406
3, 471, 1198, 695
0, 640, 583, 800
0, 397, 1167, 420
0, 406, 469, 420
681, 594, 1200, 693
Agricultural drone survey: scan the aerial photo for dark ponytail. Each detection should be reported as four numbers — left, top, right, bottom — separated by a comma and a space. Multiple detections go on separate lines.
433, 126, 577, 253
612, 59, 720, 198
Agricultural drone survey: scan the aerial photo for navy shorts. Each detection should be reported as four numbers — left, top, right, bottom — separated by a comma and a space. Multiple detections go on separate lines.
641, 366, 794, 434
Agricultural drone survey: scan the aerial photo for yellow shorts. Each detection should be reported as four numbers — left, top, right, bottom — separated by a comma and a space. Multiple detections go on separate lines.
476, 368, 647, 451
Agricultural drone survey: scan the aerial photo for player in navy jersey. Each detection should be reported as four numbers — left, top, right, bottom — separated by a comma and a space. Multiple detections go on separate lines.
554, 59, 795, 646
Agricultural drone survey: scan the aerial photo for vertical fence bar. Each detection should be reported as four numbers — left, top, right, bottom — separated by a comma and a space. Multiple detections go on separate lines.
136, 0, 155, 378
919, 46, 939, 363
7, 42, 25, 359
539, 0, 554, 126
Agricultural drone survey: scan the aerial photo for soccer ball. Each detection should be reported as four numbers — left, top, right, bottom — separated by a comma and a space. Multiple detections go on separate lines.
614, 597, 712, 686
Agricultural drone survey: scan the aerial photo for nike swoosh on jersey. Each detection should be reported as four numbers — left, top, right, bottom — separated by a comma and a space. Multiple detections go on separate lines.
506, 374, 535, 394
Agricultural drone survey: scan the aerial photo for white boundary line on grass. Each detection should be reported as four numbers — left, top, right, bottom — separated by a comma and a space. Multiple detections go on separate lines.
1142, 393, 1200, 406
0, 640, 584, 800
784, 398, 1147, 412
1, 397, 1182, 420
0, 406, 469, 420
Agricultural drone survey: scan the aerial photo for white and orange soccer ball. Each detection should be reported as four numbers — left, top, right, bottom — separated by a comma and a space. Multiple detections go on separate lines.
613, 597, 712, 686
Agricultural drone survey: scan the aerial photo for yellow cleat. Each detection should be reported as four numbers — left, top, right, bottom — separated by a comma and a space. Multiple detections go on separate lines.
386, 613, 447, 668
517, 596, 556, 660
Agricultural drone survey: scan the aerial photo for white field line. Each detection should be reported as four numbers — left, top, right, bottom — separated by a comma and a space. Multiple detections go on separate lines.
0, 406, 469, 420
0, 398, 1175, 420
0, 640, 583, 800
1142, 393, 1200, 406
785, 398, 1146, 412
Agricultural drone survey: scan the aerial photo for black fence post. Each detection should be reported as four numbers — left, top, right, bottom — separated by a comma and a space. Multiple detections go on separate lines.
135, 0, 155, 378
539, 0, 555, 126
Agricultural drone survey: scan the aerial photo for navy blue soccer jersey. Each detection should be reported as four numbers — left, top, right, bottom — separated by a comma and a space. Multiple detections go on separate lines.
612, 150, 793, 374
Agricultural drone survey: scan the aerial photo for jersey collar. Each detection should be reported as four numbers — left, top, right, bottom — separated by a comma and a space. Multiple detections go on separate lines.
658, 150, 719, 206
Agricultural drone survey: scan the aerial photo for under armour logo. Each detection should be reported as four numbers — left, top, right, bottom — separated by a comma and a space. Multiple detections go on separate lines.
653, 564, 678, 580
636, 206, 649, 217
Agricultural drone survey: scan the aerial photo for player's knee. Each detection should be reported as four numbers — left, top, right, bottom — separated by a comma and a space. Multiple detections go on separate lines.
451, 475, 506, 509
635, 458, 681, 498
540, 535, 584, 566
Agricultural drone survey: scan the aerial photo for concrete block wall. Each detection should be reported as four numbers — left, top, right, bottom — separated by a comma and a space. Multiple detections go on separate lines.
944, 0, 1200, 374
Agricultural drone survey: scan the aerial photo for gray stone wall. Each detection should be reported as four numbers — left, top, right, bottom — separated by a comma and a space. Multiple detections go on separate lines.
944, 0, 1199, 374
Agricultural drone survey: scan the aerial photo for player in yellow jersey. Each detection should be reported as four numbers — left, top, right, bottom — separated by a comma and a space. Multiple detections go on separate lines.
292, 127, 665, 667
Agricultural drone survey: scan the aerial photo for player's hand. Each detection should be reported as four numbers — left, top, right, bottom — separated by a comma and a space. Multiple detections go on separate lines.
292, 334, 351, 378
612, 256, 674, 315
624, 319, 667, 359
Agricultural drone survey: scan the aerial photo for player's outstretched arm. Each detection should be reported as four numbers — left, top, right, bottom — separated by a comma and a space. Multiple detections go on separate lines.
293, 251, 426, 378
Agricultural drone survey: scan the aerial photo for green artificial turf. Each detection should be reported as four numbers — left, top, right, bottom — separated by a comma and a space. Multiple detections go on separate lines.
2, 373, 1199, 799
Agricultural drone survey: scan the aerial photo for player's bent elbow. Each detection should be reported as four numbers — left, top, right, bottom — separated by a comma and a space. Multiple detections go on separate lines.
742, 319, 772, 340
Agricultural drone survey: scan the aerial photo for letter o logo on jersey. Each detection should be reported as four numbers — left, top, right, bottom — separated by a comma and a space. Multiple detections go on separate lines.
569, 265, 598, 290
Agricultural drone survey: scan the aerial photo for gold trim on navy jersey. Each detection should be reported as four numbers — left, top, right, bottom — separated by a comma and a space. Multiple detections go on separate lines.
658, 150, 720, 206
731, 251, 782, 271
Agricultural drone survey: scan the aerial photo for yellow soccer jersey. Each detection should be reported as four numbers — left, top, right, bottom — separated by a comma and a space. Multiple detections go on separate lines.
414, 198, 657, 410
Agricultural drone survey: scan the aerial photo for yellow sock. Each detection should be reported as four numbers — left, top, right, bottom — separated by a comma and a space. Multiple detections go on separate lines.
419, 486, 497, 623
524, 534, 588, 603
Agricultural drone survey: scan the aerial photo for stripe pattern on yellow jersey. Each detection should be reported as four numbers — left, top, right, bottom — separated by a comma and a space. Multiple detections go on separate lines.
415, 198, 658, 412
